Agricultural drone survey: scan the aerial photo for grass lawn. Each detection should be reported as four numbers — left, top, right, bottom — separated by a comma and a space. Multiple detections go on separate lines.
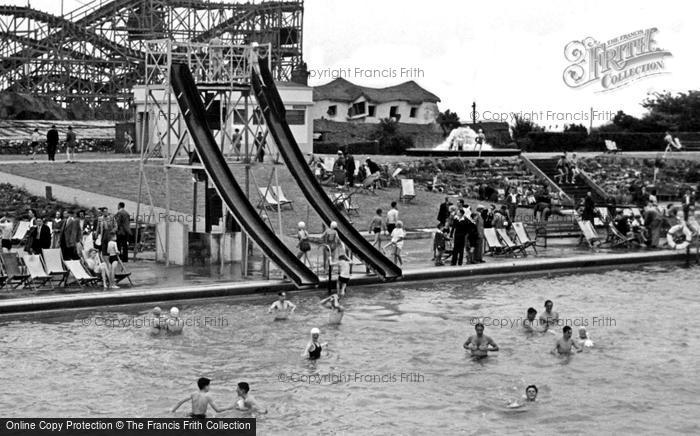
0, 159, 449, 236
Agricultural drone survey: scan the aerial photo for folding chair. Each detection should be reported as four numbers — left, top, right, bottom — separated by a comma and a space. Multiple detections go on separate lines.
64, 260, 101, 288
0, 252, 30, 289
399, 179, 416, 203
332, 193, 359, 216
497, 229, 527, 256
484, 228, 511, 256
11, 221, 31, 242
594, 207, 610, 227
577, 220, 604, 250
604, 140, 619, 154
42, 248, 69, 286
606, 222, 636, 248
359, 173, 380, 195
512, 222, 537, 254
258, 186, 293, 210
22, 254, 54, 291
0, 260, 7, 288
103, 254, 134, 287
272, 186, 294, 210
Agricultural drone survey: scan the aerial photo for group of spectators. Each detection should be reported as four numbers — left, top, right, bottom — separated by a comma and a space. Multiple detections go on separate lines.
310, 150, 383, 189
0, 202, 133, 289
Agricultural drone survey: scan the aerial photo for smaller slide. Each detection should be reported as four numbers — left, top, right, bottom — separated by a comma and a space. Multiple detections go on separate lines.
170, 63, 318, 287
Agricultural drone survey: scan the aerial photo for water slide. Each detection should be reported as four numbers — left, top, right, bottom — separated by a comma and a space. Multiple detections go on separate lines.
251, 59, 402, 280
170, 63, 319, 288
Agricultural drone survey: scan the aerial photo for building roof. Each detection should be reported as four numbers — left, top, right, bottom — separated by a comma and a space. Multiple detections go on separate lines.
313, 78, 440, 105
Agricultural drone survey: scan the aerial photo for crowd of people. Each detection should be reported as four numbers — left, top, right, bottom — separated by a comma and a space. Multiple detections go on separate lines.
0, 202, 133, 289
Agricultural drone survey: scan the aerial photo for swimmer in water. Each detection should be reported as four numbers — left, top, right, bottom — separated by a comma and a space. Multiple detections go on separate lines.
463, 323, 499, 357
320, 293, 344, 324
268, 292, 296, 317
507, 385, 538, 408
523, 307, 546, 333
165, 307, 184, 334
235, 382, 267, 414
578, 327, 594, 348
302, 327, 327, 360
539, 299, 559, 328
552, 326, 582, 355
150, 306, 165, 335
171, 377, 232, 419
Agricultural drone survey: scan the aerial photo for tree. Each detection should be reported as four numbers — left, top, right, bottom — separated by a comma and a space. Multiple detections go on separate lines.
511, 114, 543, 139
437, 109, 461, 136
564, 123, 588, 133
642, 90, 700, 131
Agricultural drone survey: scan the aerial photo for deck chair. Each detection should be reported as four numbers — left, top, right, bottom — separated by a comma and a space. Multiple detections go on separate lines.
604, 140, 619, 153
0, 252, 29, 289
11, 221, 31, 242
497, 229, 527, 256
64, 260, 101, 287
577, 220, 604, 249
512, 222, 537, 254
399, 179, 416, 203
258, 186, 293, 210
42, 248, 69, 286
594, 207, 610, 227
359, 173, 380, 195
332, 193, 359, 216
484, 228, 511, 256
22, 254, 54, 291
0, 260, 6, 288
606, 222, 636, 248
322, 157, 335, 173
103, 254, 134, 287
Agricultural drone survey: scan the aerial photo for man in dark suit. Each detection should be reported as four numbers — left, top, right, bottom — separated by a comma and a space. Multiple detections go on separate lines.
344, 149, 356, 186
472, 208, 486, 263
61, 210, 82, 260
114, 202, 132, 262
682, 189, 695, 221
30, 217, 52, 255
451, 209, 469, 266
437, 197, 451, 226
46, 125, 59, 161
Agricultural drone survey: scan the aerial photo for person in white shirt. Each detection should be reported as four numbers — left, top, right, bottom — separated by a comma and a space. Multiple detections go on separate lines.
335, 254, 351, 297
386, 202, 399, 234
0, 215, 14, 252
384, 221, 406, 266
30, 128, 41, 160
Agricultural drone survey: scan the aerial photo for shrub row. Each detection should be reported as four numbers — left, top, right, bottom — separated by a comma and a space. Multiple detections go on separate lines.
519, 131, 700, 152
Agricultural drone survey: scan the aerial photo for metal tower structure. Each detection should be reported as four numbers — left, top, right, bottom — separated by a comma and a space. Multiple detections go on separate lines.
0, 0, 303, 110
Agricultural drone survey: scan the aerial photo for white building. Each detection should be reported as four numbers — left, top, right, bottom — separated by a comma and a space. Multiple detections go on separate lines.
132, 81, 314, 155
311, 78, 440, 124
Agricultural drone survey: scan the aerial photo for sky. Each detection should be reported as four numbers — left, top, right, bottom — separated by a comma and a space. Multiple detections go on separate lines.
8, 0, 700, 128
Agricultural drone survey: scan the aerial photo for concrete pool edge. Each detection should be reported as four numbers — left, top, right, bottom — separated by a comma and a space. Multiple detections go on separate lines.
0, 250, 693, 314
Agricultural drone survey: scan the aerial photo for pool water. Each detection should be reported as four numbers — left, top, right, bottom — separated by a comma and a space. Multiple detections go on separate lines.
1, 265, 699, 435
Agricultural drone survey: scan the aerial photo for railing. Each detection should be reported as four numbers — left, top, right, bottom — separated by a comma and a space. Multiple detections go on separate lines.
519, 155, 574, 206
65, 0, 108, 22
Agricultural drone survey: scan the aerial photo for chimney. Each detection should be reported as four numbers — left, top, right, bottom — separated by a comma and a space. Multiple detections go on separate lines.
291, 61, 309, 86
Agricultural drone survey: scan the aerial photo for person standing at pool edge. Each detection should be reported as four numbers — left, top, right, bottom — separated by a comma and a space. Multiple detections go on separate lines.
463, 323, 499, 357
171, 377, 233, 418
386, 202, 399, 234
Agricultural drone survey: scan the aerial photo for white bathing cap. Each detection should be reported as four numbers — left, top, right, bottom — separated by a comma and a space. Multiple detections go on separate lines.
310, 327, 320, 335
330, 221, 338, 229
153, 307, 162, 315
298, 221, 306, 228
170, 307, 179, 317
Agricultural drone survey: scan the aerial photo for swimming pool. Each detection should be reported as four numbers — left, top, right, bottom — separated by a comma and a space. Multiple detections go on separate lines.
1, 265, 699, 434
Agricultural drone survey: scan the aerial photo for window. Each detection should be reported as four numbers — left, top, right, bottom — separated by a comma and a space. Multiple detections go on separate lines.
327, 105, 337, 117
368, 105, 376, 117
409, 107, 418, 118
389, 106, 399, 118
286, 109, 306, 125
351, 101, 366, 116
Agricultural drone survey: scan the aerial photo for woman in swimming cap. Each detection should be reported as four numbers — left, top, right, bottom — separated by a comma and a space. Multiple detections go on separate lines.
302, 327, 327, 360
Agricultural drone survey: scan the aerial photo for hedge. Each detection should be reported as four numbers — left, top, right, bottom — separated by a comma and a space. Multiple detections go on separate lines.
314, 138, 412, 155
520, 131, 700, 152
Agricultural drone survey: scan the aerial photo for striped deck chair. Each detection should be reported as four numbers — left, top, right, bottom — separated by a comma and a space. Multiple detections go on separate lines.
103, 254, 133, 287
606, 222, 635, 248
484, 228, 510, 256
513, 222, 537, 254
0, 252, 30, 289
258, 186, 293, 210
399, 179, 416, 203
577, 220, 604, 250
22, 254, 54, 291
0, 259, 7, 288
497, 229, 527, 256
594, 207, 610, 227
42, 248, 69, 286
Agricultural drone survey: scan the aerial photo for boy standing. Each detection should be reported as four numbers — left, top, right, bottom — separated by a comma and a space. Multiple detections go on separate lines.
171, 377, 232, 418
552, 326, 582, 355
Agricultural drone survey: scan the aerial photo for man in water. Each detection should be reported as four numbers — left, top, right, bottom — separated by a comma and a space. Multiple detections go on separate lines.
552, 326, 582, 355
166, 307, 184, 334
507, 385, 538, 408
463, 323, 499, 357
268, 292, 297, 315
578, 327, 594, 348
171, 377, 232, 418
150, 307, 165, 335
235, 382, 267, 414
523, 307, 546, 333
539, 300, 559, 328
